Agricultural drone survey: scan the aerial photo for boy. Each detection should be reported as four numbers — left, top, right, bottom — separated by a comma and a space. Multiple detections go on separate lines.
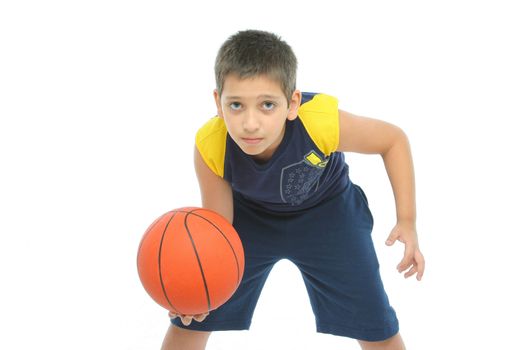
162, 30, 424, 350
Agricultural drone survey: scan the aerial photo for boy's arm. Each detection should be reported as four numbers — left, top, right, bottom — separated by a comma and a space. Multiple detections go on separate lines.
194, 145, 233, 224
171, 146, 233, 326
337, 109, 425, 281
337, 110, 416, 222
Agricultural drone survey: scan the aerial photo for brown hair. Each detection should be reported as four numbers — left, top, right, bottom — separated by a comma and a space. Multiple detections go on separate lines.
215, 30, 297, 103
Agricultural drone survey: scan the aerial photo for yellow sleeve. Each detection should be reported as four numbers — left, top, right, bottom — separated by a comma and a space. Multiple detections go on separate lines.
297, 93, 339, 156
195, 116, 227, 178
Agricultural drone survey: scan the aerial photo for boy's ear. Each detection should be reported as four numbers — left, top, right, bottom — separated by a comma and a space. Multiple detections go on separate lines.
213, 89, 224, 118
287, 90, 302, 121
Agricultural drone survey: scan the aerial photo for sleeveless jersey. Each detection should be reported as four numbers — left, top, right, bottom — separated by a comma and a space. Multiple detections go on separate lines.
195, 92, 350, 212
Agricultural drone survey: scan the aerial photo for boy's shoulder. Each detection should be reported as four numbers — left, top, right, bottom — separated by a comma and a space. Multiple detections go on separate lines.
195, 116, 228, 177
195, 115, 227, 144
298, 93, 339, 157
299, 92, 338, 113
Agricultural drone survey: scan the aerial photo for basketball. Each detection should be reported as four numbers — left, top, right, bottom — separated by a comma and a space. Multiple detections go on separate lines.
137, 207, 245, 315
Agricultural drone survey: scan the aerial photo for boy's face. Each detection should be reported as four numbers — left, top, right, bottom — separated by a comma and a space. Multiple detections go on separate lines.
214, 74, 301, 162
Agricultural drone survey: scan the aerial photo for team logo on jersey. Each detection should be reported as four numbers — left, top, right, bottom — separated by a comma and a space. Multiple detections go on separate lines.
304, 151, 329, 168
280, 150, 328, 205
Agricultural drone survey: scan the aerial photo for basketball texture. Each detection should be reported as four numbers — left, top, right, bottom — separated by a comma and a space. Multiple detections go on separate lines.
137, 207, 245, 315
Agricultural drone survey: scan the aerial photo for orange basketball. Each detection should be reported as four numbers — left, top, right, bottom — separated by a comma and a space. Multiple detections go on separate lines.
137, 207, 245, 315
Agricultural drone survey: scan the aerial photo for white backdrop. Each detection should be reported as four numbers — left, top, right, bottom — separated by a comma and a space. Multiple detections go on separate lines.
1, 1, 524, 349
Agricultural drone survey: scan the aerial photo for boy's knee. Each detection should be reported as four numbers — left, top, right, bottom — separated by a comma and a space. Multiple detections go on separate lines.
357, 333, 405, 350
161, 325, 211, 350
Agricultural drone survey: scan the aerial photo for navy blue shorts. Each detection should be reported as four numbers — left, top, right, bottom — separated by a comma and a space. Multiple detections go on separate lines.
172, 183, 399, 341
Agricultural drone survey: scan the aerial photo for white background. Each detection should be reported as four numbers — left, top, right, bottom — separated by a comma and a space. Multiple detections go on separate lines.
1, 1, 524, 349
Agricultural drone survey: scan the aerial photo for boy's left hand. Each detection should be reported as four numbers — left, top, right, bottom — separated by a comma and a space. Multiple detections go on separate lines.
385, 221, 425, 281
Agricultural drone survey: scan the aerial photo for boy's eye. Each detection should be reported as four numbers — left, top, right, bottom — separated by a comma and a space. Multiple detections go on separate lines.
262, 101, 275, 110
229, 102, 242, 110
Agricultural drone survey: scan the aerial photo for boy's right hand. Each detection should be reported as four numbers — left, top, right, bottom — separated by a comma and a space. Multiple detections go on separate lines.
168, 311, 209, 326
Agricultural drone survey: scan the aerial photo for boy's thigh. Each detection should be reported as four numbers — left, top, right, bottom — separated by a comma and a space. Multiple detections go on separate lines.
287, 184, 399, 341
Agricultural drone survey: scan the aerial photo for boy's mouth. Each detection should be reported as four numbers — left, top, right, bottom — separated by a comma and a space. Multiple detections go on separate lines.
241, 137, 263, 145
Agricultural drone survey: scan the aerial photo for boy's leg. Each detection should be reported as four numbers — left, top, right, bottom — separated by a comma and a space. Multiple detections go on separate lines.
288, 183, 399, 341
358, 333, 405, 350
161, 326, 211, 350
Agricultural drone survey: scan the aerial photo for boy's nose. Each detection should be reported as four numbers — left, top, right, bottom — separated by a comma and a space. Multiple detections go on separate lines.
242, 111, 260, 133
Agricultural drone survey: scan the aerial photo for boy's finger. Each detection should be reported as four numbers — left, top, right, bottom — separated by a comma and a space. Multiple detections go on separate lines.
404, 265, 417, 278
397, 245, 415, 272
181, 316, 193, 326
385, 230, 399, 246
415, 251, 425, 280
194, 313, 209, 322
398, 260, 412, 273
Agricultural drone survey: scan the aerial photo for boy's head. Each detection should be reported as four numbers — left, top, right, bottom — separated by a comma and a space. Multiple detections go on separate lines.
214, 30, 297, 104
213, 30, 301, 162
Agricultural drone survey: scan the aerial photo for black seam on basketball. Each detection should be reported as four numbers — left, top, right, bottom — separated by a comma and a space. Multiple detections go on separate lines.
158, 211, 180, 314
183, 213, 212, 312
137, 211, 176, 268
187, 209, 242, 286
